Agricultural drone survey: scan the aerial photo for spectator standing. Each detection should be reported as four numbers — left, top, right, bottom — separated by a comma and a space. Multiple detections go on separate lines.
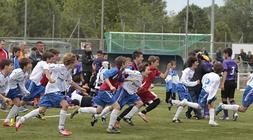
0, 40, 8, 63
81, 42, 94, 85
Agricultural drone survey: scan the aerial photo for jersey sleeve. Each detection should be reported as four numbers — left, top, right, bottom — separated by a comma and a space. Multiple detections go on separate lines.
181, 68, 198, 87
103, 67, 118, 79
223, 61, 228, 71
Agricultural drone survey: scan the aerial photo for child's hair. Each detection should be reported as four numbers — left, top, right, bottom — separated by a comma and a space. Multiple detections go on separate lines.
19, 58, 32, 69
42, 52, 54, 61
169, 60, 176, 66
223, 48, 232, 57
148, 56, 159, 65
63, 53, 76, 66
0, 59, 12, 70
114, 56, 126, 67
47, 49, 60, 55
132, 50, 143, 60
213, 62, 224, 74
126, 57, 132, 63
12, 46, 21, 57
187, 56, 198, 67
31, 47, 38, 51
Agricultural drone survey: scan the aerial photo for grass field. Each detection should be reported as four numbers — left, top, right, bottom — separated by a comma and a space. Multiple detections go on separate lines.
1, 87, 253, 140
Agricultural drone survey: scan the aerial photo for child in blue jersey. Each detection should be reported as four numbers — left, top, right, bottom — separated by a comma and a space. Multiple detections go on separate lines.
16, 53, 87, 136
165, 60, 179, 110
220, 48, 238, 120
3, 58, 32, 127
170, 56, 200, 123
216, 72, 253, 119
12, 47, 21, 69
70, 56, 127, 133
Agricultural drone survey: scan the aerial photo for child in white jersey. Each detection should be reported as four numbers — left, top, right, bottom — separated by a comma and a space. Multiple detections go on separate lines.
3, 58, 32, 127
16, 53, 87, 136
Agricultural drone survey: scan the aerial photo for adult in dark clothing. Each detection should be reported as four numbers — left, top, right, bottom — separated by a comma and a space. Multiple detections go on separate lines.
215, 47, 223, 63
186, 54, 213, 119
238, 49, 248, 72
247, 51, 253, 70
81, 43, 94, 86
29, 41, 45, 68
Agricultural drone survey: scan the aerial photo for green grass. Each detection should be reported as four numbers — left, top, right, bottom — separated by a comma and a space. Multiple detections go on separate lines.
1, 87, 253, 140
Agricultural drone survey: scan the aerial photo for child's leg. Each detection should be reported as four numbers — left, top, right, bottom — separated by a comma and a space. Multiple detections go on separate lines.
19, 106, 47, 123
108, 102, 120, 130
5, 98, 21, 123
59, 100, 69, 130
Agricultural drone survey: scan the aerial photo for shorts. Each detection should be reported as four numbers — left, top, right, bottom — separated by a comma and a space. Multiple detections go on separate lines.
92, 90, 118, 107
198, 89, 216, 108
221, 80, 236, 98
242, 85, 253, 107
7, 88, 23, 100
137, 90, 157, 104
116, 88, 141, 108
38, 92, 65, 108
176, 84, 192, 101
23, 80, 45, 101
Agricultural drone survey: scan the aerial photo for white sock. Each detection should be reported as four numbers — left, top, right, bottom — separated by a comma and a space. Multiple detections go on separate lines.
78, 107, 97, 114
124, 106, 139, 119
222, 104, 239, 111
21, 108, 40, 123
173, 106, 184, 119
5, 105, 19, 122
58, 109, 67, 130
185, 101, 200, 109
108, 109, 119, 129
209, 108, 215, 122
172, 100, 181, 106
96, 106, 111, 118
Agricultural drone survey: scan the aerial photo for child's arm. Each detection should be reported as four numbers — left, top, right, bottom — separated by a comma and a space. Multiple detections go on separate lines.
70, 81, 89, 96
44, 69, 55, 83
181, 69, 200, 87
160, 63, 170, 79
221, 71, 227, 91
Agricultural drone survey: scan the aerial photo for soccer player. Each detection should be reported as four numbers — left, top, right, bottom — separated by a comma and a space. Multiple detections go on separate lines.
0, 60, 13, 106
171, 56, 200, 123
23, 52, 55, 103
16, 53, 86, 136
3, 58, 32, 127
12, 47, 21, 69
215, 68, 253, 119
178, 63, 224, 126
165, 60, 179, 108
70, 56, 126, 133
124, 56, 169, 123
220, 48, 238, 120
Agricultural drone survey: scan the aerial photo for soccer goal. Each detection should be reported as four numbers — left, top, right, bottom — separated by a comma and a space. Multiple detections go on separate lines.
104, 32, 211, 58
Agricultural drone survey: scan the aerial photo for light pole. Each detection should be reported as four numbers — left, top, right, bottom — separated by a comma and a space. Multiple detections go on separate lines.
210, 0, 215, 58
24, 0, 27, 40
185, 0, 189, 58
100, 0, 104, 50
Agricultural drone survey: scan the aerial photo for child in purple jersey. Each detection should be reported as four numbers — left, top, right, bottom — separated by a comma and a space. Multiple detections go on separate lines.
220, 48, 238, 120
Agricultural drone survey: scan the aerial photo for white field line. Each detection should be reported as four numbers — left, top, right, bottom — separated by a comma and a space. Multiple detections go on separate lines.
0, 113, 71, 121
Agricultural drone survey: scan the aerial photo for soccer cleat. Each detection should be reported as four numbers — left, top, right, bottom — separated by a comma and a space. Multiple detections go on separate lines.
106, 127, 120, 134
172, 118, 182, 123
233, 113, 239, 121
101, 116, 106, 124
90, 115, 98, 127
114, 121, 121, 129
3, 121, 11, 127
209, 120, 219, 127
70, 107, 79, 119
35, 114, 46, 120
15, 121, 22, 131
138, 112, 149, 123
215, 103, 223, 115
185, 112, 192, 119
59, 129, 72, 136
168, 99, 173, 111
123, 118, 134, 126
219, 116, 229, 120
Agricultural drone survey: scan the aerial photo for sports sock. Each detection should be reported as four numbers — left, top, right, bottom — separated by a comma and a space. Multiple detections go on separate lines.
222, 100, 229, 117
78, 107, 97, 114
174, 106, 184, 119
21, 108, 40, 123
96, 106, 111, 118
209, 108, 215, 122
5, 105, 19, 122
58, 109, 67, 130
108, 109, 119, 129
222, 104, 239, 111
185, 101, 200, 109
117, 106, 133, 121
172, 100, 181, 106
124, 106, 139, 119
141, 98, 160, 114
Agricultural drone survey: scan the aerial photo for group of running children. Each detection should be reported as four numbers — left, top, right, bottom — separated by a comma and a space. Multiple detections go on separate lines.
0, 47, 253, 136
